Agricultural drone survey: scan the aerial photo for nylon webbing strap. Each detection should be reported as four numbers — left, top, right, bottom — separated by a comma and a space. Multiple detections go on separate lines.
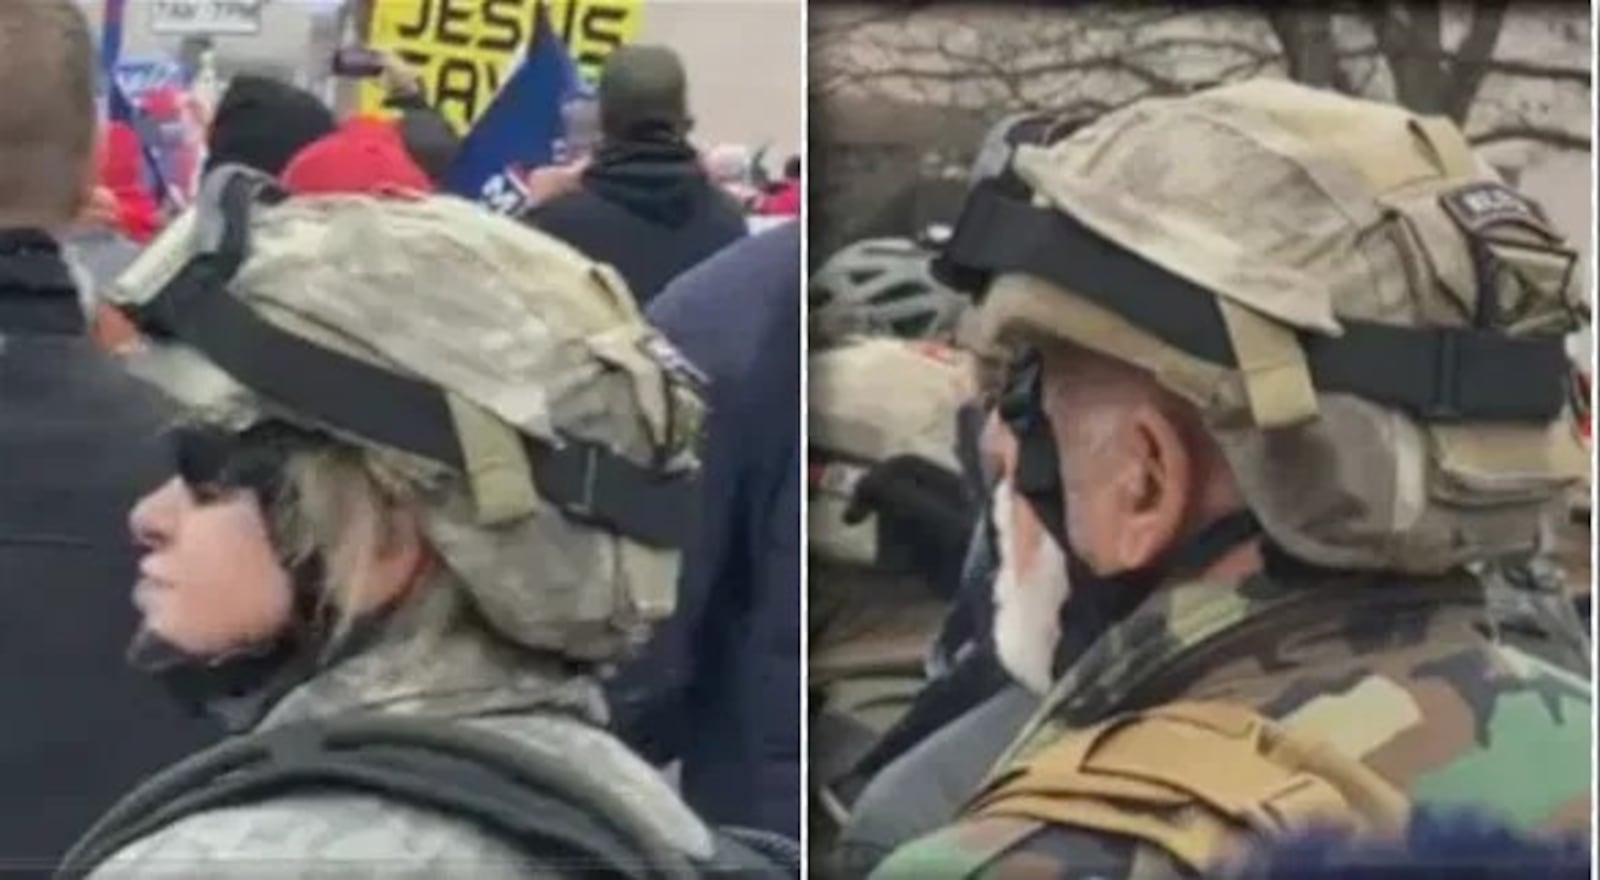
999, 355, 1067, 548
1301, 321, 1566, 423
1216, 297, 1319, 428
56, 715, 698, 880
120, 178, 694, 548
1409, 116, 1480, 179
940, 182, 1570, 424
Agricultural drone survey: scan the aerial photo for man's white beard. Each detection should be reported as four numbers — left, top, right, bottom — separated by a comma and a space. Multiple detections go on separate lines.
990, 480, 1072, 695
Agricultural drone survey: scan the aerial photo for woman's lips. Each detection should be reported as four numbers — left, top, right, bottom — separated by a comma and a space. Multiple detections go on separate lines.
132, 569, 169, 612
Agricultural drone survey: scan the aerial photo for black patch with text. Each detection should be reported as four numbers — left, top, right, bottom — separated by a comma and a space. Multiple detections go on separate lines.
1439, 182, 1551, 235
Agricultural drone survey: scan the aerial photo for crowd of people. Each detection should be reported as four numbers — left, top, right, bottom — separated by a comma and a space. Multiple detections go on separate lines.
3, 1, 797, 876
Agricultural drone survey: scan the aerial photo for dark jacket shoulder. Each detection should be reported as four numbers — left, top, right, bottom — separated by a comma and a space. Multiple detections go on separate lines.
522, 139, 747, 306
0, 233, 218, 862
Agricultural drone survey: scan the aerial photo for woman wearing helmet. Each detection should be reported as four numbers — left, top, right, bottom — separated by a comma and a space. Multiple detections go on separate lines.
56, 169, 754, 879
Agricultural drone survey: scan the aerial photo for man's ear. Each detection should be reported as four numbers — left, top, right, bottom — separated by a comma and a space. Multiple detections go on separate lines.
1108, 402, 1192, 571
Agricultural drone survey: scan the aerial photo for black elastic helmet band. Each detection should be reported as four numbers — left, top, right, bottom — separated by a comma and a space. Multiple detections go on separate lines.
997, 352, 1068, 547
936, 179, 1569, 424
121, 171, 696, 549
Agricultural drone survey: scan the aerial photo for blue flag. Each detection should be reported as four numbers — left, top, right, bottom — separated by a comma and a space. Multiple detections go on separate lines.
100, 0, 128, 87
443, 8, 581, 212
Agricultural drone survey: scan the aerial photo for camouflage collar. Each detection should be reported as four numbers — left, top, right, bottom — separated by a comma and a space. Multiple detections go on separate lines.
993, 568, 1480, 772
260, 578, 608, 731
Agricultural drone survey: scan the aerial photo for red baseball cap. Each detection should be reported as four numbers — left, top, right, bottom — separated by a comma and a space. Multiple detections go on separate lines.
281, 115, 433, 197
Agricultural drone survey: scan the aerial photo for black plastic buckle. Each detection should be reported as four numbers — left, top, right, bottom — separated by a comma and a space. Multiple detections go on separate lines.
930, 181, 1007, 296
1426, 329, 1462, 422
565, 442, 602, 522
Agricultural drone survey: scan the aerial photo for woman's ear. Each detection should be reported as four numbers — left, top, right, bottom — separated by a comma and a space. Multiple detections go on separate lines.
371, 503, 432, 602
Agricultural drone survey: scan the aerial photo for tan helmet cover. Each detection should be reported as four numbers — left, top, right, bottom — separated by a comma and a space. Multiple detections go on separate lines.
977, 79, 1587, 574
808, 336, 974, 566
111, 172, 705, 660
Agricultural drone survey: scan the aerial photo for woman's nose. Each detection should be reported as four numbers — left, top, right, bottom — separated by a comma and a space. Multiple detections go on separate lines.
129, 478, 183, 550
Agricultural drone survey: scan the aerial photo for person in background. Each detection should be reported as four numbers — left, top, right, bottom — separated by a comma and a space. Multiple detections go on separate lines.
519, 45, 746, 307
96, 123, 160, 243
203, 74, 335, 179
828, 412, 1030, 879
0, 0, 219, 866
135, 84, 202, 202
376, 52, 461, 186
807, 337, 981, 865
605, 225, 801, 840
756, 155, 801, 217
705, 143, 761, 211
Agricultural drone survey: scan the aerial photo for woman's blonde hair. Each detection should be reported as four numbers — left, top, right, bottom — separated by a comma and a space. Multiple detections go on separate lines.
266, 443, 427, 645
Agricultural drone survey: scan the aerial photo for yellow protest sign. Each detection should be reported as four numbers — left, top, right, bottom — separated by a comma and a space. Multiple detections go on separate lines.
359, 0, 642, 134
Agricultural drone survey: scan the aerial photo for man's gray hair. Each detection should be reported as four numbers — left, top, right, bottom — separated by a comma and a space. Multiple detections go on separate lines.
0, 0, 95, 228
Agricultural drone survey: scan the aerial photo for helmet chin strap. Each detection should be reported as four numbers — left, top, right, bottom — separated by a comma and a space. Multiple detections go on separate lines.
996, 352, 1260, 680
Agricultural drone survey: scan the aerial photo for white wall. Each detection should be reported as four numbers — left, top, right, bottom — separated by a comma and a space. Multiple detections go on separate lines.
635, 0, 802, 161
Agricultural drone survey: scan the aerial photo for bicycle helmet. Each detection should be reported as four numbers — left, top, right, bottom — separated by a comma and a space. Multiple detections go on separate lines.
809, 237, 968, 345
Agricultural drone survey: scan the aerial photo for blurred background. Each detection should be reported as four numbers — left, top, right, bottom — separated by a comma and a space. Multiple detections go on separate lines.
79, 0, 802, 160
809, 1, 1591, 336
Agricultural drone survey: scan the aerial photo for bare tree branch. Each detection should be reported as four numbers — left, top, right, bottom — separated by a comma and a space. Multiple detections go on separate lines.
807, 6, 915, 41
1472, 57, 1589, 85
1120, 36, 1277, 61
835, 52, 1216, 94
1332, 46, 1589, 84
812, 0, 1592, 232
1469, 125, 1589, 151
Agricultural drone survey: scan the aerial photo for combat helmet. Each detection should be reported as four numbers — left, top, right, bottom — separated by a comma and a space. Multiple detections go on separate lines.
935, 79, 1588, 574
109, 167, 706, 661
808, 336, 974, 569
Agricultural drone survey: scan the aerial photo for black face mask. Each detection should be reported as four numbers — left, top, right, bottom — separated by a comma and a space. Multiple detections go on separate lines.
129, 422, 367, 731
996, 353, 1260, 679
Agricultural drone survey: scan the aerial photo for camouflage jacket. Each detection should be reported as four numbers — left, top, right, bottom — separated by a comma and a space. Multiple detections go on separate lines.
871, 565, 1592, 879
89, 583, 714, 879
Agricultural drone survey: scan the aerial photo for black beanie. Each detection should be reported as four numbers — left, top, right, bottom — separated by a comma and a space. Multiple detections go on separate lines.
598, 45, 689, 141
205, 75, 336, 178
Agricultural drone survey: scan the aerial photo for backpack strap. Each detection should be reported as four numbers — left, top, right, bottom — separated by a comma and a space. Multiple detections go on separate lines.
57, 714, 705, 880
712, 825, 802, 876
961, 701, 1411, 875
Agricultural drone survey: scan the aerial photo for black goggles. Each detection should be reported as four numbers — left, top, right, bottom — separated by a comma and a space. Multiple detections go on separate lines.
168, 422, 327, 503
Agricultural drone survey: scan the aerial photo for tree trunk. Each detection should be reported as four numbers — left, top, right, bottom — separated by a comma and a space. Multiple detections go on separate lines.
1371, 0, 1449, 115
1267, 5, 1355, 94
1445, 0, 1510, 122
